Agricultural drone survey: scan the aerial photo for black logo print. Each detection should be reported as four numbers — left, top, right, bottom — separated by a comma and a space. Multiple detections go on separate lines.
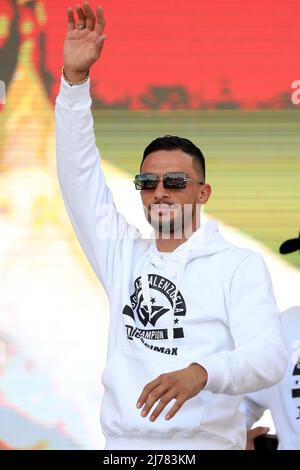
292, 357, 300, 399
291, 357, 300, 420
122, 274, 186, 348
136, 293, 169, 327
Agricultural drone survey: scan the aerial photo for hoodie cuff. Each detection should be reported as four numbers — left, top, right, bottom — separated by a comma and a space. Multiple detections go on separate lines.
197, 354, 228, 394
56, 74, 91, 110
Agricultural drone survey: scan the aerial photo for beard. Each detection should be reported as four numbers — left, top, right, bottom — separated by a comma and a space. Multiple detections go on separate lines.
144, 203, 196, 238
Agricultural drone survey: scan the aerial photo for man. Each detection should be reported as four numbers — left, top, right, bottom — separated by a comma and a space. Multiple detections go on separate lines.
243, 234, 300, 450
55, 2, 287, 450
244, 307, 300, 450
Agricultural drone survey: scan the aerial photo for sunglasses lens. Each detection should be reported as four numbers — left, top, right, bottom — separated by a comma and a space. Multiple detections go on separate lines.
134, 174, 158, 190
134, 173, 188, 190
164, 173, 187, 189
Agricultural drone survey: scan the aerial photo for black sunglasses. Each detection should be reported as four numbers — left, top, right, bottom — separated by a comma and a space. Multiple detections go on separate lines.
133, 172, 204, 190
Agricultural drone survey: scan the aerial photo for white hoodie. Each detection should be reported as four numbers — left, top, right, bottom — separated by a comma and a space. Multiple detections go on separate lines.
55, 76, 287, 450
241, 307, 300, 450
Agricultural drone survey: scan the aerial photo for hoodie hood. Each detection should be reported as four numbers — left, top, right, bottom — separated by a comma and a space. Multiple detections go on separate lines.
141, 220, 232, 342
149, 220, 232, 258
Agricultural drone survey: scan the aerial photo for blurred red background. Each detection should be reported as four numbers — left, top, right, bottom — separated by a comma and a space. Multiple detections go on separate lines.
1, 0, 300, 108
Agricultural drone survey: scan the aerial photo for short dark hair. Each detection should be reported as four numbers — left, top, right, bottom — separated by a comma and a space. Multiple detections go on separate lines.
140, 135, 205, 180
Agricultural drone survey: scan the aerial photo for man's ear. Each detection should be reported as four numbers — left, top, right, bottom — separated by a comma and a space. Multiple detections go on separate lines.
198, 183, 212, 204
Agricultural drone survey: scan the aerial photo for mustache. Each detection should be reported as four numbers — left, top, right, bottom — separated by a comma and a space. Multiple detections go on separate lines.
147, 202, 179, 210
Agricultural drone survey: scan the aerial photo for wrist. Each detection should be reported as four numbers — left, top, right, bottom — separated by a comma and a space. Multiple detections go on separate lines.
62, 67, 89, 85
189, 362, 208, 387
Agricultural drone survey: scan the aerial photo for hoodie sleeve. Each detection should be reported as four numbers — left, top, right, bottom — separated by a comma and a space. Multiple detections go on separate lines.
240, 395, 267, 429
199, 252, 288, 395
55, 76, 138, 294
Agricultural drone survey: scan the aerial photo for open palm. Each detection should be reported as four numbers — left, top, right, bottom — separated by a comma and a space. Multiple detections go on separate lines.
63, 2, 106, 75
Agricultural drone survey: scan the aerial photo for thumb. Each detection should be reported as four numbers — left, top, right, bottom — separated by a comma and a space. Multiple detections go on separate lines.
96, 34, 107, 47
251, 426, 270, 439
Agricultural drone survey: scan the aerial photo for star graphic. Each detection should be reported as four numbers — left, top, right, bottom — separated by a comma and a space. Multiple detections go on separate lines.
150, 297, 156, 304
174, 318, 179, 325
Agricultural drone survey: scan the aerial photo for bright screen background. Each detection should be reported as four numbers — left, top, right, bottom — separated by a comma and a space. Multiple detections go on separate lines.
0, 0, 299, 449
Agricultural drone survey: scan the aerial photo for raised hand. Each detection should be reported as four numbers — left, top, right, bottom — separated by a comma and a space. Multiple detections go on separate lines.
63, 1, 106, 83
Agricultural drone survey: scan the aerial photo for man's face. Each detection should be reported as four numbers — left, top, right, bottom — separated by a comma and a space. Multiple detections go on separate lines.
139, 149, 211, 236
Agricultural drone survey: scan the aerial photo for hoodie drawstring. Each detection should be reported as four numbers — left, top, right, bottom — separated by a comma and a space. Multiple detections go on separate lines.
167, 251, 189, 343
141, 250, 190, 344
141, 256, 152, 320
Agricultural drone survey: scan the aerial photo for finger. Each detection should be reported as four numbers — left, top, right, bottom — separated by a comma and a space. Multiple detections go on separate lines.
136, 377, 162, 409
251, 426, 270, 438
75, 5, 86, 28
246, 437, 255, 451
95, 5, 106, 35
140, 385, 169, 417
165, 399, 184, 420
95, 34, 107, 50
149, 394, 175, 422
82, 1, 96, 30
67, 7, 75, 31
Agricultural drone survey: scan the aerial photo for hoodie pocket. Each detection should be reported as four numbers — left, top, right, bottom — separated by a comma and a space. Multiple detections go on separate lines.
100, 347, 206, 438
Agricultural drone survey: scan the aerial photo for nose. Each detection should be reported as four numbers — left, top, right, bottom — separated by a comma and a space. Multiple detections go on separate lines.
153, 179, 170, 201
